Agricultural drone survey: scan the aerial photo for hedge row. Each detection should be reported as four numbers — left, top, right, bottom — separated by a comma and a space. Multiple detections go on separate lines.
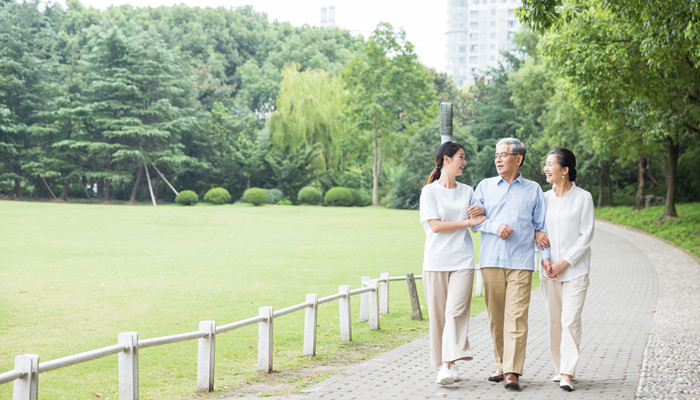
175, 186, 369, 207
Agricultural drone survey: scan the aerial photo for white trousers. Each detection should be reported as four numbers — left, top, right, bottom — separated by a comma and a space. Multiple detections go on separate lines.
423, 269, 474, 367
541, 274, 589, 377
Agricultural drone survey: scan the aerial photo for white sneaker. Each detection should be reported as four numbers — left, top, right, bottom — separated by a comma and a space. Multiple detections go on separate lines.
435, 365, 455, 385
552, 374, 562, 382
450, 364, 460, 382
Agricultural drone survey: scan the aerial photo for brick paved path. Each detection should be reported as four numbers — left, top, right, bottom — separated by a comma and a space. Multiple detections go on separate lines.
301, 221, 660, 399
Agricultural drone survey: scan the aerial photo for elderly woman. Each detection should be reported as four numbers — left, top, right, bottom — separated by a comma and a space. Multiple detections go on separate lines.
540, 148, 594, 392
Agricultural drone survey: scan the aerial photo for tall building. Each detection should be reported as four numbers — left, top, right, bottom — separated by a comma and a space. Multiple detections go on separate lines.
320, 5, 336, 29
446, 0, 522, 87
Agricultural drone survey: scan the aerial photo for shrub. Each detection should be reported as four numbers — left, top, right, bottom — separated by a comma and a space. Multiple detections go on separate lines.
350, 189, 372, 207
241, 187, 267, 206
203, 187, 232, 205
324, 187, 354, 207
298, 186, 322, 205
267, 188, 284, 204
277, 198, 293, 205
175, 190, 198, 206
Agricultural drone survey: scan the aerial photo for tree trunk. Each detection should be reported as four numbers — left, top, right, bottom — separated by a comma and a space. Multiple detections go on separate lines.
104, 179, 111, 202
661, 137, 679, 218
97, 178, 104, 199
129, 165, 144, 203
597, 162, 612, 208
606, 171, 613, 206
372, 116, 380, 206
60, 180, 70, 201
633, 156, 646, 210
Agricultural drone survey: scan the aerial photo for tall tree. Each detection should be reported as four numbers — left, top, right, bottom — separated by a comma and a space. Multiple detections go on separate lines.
343, 22, 435, 205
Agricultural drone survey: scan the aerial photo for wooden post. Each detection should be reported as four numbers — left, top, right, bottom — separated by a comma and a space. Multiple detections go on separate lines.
406, 273, 423, 321
359, 276, 370, 322
197, 321, 216, 393
13, 354, 38, 400
368, 280, 380, 330
303, 294, 318, 357
118, 332, 139, 400
475, 269, 484, 297
338, 285, 352, 342
258, 306, 273, 373
379, 272, 389, 315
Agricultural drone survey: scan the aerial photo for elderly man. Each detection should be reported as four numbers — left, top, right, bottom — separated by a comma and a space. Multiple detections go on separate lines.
470, 138, 547, 391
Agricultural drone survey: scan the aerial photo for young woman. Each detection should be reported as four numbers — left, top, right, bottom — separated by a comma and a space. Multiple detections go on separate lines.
419, 141, 486, 385
540, 148, 595, 391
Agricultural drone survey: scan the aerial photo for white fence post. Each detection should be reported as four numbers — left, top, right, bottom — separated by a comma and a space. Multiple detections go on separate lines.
368, 279, 380, 330
303, 294, 318, 357
475, 269, 484, 297
258, 306, 273, 373
338, 285, 352, 342
379, 272, 389, 315
197, 321, 216, 393
13, 354, 38, 400
359, 276, 369, 322
118, 332, 139, 400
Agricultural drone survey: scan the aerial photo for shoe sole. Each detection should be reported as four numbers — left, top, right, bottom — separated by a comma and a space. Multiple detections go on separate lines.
437, 377, 454, 385
504, 382, 520, 390
488, 376, 504, 382
560, 384, 574, 392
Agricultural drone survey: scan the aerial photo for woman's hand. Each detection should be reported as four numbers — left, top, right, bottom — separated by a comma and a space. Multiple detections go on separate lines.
542, 259, 553, 276
547, 260, 571, 278
466, 205, 485, 218
465, 214, 487, 227
535, 231, 550, 250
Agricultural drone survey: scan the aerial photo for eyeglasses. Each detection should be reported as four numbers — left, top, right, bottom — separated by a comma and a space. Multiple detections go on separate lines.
494, 152, 517, 160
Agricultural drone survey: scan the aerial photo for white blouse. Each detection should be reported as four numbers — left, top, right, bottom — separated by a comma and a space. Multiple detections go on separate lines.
419, 181, 476, 271
540, 183, 595, 282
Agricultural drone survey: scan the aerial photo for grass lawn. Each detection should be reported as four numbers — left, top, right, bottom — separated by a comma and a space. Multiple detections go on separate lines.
1, 201, 514, 399
595, 202, 700, 258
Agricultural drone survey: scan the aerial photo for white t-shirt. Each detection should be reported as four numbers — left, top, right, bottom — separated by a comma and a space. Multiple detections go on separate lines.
419, 181, 476, 271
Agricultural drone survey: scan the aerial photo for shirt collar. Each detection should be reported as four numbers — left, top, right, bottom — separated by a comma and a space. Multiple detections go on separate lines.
497, 173, 523, 185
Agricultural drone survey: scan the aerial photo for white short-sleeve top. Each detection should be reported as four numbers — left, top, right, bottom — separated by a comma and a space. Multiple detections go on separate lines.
419, 181, 476, 271
539, 183, 595, 281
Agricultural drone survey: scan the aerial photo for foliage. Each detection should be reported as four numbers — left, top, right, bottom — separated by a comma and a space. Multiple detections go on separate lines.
297, 186, 322, 205
203, 187, 232, 204
595, 203, 700, 258
175, 189, 198, 205
241, 187, 267, 205
343, 22, 436, 205
324, 186, 354, 207
266, 188, 284, 204
264, 141, 320, 201
350, 189, 372, 207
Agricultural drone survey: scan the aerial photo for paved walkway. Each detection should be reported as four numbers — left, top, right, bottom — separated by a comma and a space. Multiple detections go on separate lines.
297, 220, 695, 399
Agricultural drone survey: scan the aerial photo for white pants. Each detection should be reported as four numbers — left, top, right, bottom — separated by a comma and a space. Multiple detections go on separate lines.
423, 269, 474, 367
541, 274, 589, 377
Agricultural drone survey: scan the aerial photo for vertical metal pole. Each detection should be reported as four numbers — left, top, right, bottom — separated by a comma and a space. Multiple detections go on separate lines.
440, 102, 453, 144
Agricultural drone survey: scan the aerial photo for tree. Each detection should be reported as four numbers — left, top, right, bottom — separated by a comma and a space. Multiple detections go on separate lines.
343, 23, 435, 205
518, 0, 700, 217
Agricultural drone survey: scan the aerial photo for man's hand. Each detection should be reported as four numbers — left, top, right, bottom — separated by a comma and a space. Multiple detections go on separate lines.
497, 224, 514, 240
535, 231, 550, 250
466, 205, 485, 218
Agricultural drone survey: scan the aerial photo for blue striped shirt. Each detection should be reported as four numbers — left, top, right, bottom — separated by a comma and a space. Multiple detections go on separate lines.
471, 174, 547, 270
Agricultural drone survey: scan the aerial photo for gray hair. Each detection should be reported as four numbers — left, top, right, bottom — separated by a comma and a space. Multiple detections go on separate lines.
496, 137, 526, 165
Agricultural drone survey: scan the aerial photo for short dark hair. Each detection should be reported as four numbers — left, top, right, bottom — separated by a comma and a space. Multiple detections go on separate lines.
547, 148, 577, 181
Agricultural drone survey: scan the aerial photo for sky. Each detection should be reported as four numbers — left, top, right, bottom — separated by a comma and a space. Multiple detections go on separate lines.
53, 0, 448, 72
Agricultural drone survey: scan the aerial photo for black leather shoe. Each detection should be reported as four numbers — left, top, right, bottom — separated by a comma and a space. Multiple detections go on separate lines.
488, 370, 504, 382
504, 373, 520, 390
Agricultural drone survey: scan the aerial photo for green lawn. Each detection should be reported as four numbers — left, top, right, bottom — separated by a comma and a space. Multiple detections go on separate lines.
0, 201, 497, 399
595, 203, 700, 258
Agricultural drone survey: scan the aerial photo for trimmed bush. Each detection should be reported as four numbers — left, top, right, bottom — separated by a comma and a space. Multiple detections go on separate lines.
203, 187, 232, 204
175, 190, 198, 206
350, 189, 372, 207
267, 188, 284, 204
298, 186, 323, 205
324, 187, 354, 207
242, 187, 267, 206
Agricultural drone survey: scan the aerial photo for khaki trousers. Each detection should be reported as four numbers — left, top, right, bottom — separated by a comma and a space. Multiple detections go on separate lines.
423, 269, 475, 367
541, 274, 589, 377
481, 268, 532, 375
